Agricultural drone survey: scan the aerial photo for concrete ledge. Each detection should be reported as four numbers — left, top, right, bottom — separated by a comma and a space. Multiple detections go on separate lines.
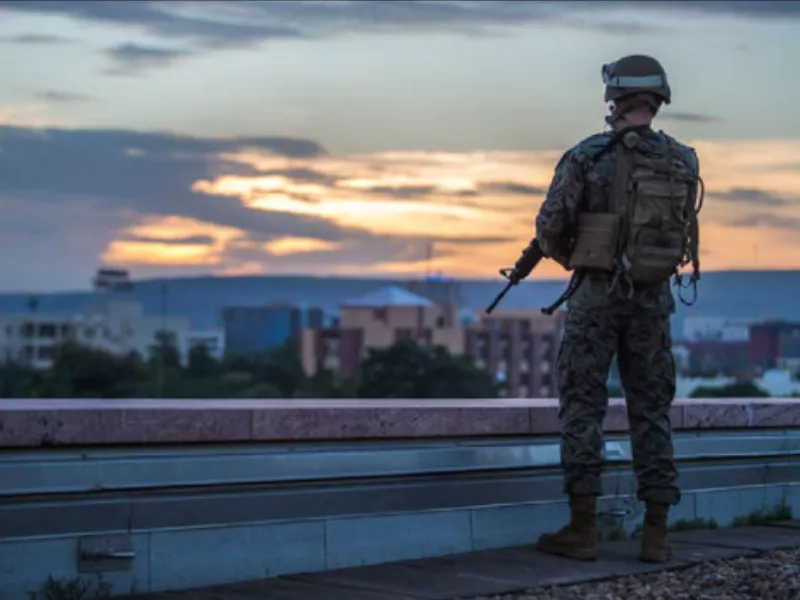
2, 398, 800, 448
4, 483, 799, 600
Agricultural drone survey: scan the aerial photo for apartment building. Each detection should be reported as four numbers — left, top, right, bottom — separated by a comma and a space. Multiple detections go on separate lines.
682, 316, 755, 342
297, 286, 465, 378
297, 285, 566, 397
466, 308, 566, 398
750, 320, 800, 372
0, 298, 195, 369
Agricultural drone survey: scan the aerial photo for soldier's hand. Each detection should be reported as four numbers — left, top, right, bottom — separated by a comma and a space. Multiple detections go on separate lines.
513, 253, 537, 281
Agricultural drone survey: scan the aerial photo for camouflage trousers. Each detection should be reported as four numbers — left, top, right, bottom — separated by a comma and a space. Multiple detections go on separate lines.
556, 276, 680, 506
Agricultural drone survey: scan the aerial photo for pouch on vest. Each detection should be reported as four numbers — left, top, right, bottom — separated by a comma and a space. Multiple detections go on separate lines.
623, 148, 693, 285
567, 212, 620, 272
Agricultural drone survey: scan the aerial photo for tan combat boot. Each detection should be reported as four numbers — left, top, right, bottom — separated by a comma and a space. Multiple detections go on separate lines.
536, 494, 597, 561
640, 502, 672, 563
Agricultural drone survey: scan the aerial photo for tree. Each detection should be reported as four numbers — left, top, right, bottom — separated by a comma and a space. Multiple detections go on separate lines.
187, 344, 219, 378
222, 341, 307, 398
0, 361, 39, 398
690, 380, 770, 398
357, 338, 499, 398
258, 341, 307, 398
44, 341, 147, 398
238, 382, 282, 398
148, 331, 182, 370
1, 335, 502, 400
296, 367, 357, 398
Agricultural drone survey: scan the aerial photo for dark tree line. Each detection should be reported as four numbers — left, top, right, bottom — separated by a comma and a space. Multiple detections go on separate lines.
0, 336, 500, 399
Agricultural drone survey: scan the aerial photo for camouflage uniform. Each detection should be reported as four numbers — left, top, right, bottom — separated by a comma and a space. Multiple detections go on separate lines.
531, 54, 701, 564
536, 127, 698, 506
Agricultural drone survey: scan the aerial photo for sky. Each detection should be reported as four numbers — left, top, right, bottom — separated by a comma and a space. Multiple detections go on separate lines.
1, 0, 799, 292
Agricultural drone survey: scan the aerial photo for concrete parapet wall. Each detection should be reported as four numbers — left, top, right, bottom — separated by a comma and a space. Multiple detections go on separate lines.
2, 398, 800, 599
1, 398, 800, 448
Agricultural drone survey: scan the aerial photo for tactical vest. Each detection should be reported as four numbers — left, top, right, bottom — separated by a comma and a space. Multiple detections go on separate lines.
568, 129, 702, 288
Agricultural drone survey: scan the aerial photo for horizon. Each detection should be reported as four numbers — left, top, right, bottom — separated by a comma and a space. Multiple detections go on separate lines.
1, 267, 799, 298
1, 1, 800, 292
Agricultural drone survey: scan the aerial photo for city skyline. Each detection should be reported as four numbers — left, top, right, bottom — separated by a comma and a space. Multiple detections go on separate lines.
1, 1, 799, 292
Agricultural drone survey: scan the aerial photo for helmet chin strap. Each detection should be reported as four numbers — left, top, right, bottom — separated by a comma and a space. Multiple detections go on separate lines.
605, 95, 661, 128
605, 101, 625, 127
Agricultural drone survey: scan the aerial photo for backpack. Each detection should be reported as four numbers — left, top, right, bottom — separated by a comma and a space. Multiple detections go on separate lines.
568, 128, 703, 293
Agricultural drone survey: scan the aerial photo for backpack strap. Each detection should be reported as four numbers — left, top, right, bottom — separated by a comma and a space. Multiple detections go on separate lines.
675, 171, 704, 306
608, 137, 636, 298
541, 131, 638, 314
659, 133, 704, 305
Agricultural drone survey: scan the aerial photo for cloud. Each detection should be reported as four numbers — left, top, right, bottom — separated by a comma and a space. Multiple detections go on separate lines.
481, 182, 547, 196
264, 237, 340, 257
6, 0, 794, 81
622, 0, 800, 19
1, 124, 800, 290
194, 147, 554, 239
2, 0, 796, 55
0, 1, 304, 49
120, 233, 215, 246
0, 125, 528, 287
103, 216, 242, 266
726, 214, 800, 231
31, 90, 93, 104
658, 112, 722, 124
0, 0, 697, 59
0, 192, 135, 291
359, 185, 439, 199
258, 168, 337, 185
1, 33, 74, 44
714, 188, 790, 206
0, 127, 327, 235
0, 104, 66, 128
103, 42, 193, 76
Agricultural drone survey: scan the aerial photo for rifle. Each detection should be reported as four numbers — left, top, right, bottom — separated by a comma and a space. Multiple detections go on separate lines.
485, 239, 545, 314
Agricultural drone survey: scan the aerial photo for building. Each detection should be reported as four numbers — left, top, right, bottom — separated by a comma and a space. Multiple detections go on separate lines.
92, 268, 135, 292
405, 277, 462, 310
672, 345, 691, 374
682, 316, 754, 342
673, 339, 750, 377
0, 298, 193, 369
466, 308, 566, 398
298, 286, 567, 398
222, 304, 325, 356
750, 320, 800, 372
297, 286, 465, 379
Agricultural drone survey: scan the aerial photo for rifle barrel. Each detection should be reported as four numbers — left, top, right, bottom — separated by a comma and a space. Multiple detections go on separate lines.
485, 281, 513, 314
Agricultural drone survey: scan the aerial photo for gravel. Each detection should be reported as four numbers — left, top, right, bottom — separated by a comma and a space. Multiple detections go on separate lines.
472, 546, 800, 600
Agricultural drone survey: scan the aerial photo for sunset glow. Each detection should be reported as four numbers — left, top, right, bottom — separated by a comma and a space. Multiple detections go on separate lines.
103, 216, 245, 266
1, 0, 799, 290
163, 140, 800, 278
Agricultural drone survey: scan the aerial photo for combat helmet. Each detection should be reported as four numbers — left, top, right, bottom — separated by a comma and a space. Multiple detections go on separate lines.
602, 54, 671, 105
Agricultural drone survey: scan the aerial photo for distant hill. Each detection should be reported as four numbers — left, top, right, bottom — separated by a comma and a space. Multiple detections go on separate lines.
0, 270, 798, 339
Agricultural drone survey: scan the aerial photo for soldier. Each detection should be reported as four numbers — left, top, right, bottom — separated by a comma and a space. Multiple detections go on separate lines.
533, 55, 702, 563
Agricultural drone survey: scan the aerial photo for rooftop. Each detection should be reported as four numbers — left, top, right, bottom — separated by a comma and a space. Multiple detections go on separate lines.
342, 285, 435, 308
2, 397, 800, 600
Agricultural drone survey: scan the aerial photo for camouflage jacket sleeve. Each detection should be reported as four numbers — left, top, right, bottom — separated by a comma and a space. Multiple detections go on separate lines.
535, 148, 585, 268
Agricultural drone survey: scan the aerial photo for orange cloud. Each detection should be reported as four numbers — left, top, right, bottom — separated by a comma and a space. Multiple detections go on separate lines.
0, 104, 68, 127
264, 236, 341, 256
104, 138, 800, 278
103, 215, 244, 266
